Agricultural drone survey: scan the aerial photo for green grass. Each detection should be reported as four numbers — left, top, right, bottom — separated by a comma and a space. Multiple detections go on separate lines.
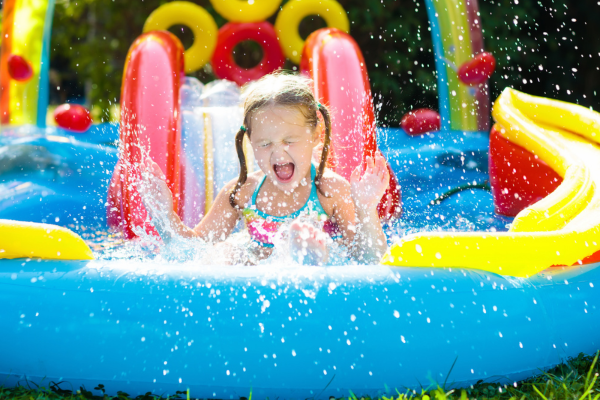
2, 352, 599, 400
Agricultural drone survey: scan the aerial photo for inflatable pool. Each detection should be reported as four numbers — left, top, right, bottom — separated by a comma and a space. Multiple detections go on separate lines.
2, 0, 600, 398
2, 255, 599, 399
3, 94, 600, 397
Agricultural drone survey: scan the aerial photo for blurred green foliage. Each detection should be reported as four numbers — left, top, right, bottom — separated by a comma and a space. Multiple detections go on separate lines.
48, 0, 600, 125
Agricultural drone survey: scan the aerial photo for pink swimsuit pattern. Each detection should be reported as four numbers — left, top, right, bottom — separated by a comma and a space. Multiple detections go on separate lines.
242, 165, 342, 248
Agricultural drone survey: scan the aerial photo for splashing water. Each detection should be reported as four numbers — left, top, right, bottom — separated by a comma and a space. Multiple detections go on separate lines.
0, 78, 510, 267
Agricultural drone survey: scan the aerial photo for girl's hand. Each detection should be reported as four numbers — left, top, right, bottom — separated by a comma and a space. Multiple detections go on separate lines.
350, 153, 390, 211
138, 158, 174, 218
289, 220, 329, 265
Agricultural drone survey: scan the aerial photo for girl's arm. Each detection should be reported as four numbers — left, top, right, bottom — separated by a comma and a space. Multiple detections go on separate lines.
324, 153, 390, 262
138, 158, 241, 243
329, 154, 388, 262
191, 181, 243, 241
349, 153, 390, 262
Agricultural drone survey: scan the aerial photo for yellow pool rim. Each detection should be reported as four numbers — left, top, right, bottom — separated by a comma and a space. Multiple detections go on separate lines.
0, 220, 94, 260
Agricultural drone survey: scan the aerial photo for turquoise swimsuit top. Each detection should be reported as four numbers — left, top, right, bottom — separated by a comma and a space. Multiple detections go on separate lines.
242, 165, 342, 248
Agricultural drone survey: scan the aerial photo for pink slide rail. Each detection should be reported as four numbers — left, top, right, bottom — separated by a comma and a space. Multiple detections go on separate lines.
301, 28, 402, 220
107, 31, 184, 239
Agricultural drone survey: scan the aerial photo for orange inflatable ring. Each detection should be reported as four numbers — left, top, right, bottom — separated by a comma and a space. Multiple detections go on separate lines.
211, 21, 285, 86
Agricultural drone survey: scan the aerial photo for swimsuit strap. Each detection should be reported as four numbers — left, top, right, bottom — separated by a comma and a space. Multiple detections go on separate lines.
249, 174, 268, 208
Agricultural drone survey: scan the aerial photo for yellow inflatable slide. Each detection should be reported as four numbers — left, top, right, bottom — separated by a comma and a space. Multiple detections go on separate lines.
382, 88, 600, 277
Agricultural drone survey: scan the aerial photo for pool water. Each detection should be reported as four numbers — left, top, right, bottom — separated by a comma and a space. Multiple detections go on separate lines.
0, 124, 512, 262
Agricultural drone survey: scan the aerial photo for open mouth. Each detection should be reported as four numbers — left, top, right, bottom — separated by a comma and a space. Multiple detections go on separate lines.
273, 162, 295, 183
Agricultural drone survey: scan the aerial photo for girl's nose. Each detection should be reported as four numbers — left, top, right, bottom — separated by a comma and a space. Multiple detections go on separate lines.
272, 143, 289, 158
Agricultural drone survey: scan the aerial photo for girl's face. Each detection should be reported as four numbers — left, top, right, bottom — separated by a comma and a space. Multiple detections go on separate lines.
249, 105, 320, 193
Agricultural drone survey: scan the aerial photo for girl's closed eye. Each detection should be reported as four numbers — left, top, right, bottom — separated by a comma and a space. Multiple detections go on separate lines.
283, 136, 301, 145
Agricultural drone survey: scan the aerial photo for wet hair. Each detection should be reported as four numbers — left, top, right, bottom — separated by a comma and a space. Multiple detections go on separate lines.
229, 72, 332, 209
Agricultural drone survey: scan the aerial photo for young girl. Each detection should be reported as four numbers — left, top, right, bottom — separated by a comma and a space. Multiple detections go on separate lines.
139, 73, 390, 264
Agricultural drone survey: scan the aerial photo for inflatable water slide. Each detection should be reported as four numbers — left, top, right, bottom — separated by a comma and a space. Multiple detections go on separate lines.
105, 28, 401, 240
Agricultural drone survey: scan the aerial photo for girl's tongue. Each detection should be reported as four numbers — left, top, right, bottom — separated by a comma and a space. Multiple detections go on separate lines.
273, 163, 295, 182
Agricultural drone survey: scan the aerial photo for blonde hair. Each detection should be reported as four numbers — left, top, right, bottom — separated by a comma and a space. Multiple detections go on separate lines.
229, 72, 332, 209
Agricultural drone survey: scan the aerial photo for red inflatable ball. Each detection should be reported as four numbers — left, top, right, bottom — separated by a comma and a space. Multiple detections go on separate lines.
211, 21, 285, 86
54, 104, 93, 133
401, 108, 441, 135
7, 54, 33, 82
457, 52, 496, 85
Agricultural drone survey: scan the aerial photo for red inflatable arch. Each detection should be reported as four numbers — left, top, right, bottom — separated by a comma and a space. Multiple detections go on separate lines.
107, 31, 184, 239
301, 28, 401, 220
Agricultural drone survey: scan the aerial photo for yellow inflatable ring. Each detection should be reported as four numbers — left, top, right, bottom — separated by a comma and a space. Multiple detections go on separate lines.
0, 220, 94, 260
209, 0, 282, 23
143, 1, 218, 73
275, 0, 349, 64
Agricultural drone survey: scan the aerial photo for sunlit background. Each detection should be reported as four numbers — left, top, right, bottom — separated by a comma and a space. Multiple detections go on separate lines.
36, 0, 600, 126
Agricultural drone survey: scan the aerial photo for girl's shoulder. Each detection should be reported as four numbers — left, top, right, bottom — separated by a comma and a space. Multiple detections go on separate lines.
315, 168, 352, 216
315, 168, 352, 217
225, 170, 265, 209
245, 170, 266, 192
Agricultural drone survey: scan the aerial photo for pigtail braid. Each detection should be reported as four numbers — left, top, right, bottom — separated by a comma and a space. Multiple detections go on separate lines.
229, 127, 248, 209
315, 103, 332, 197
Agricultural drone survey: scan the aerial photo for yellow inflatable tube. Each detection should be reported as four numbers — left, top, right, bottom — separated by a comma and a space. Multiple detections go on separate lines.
381, 88, 600, 277
509, 163, 593, 232
209, 0, 282, 23
511, 91, 600, 142
143, 2, 218, 73
275, 0, 349, 64
381, 230, 599, 277
0, 220, 94, 260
